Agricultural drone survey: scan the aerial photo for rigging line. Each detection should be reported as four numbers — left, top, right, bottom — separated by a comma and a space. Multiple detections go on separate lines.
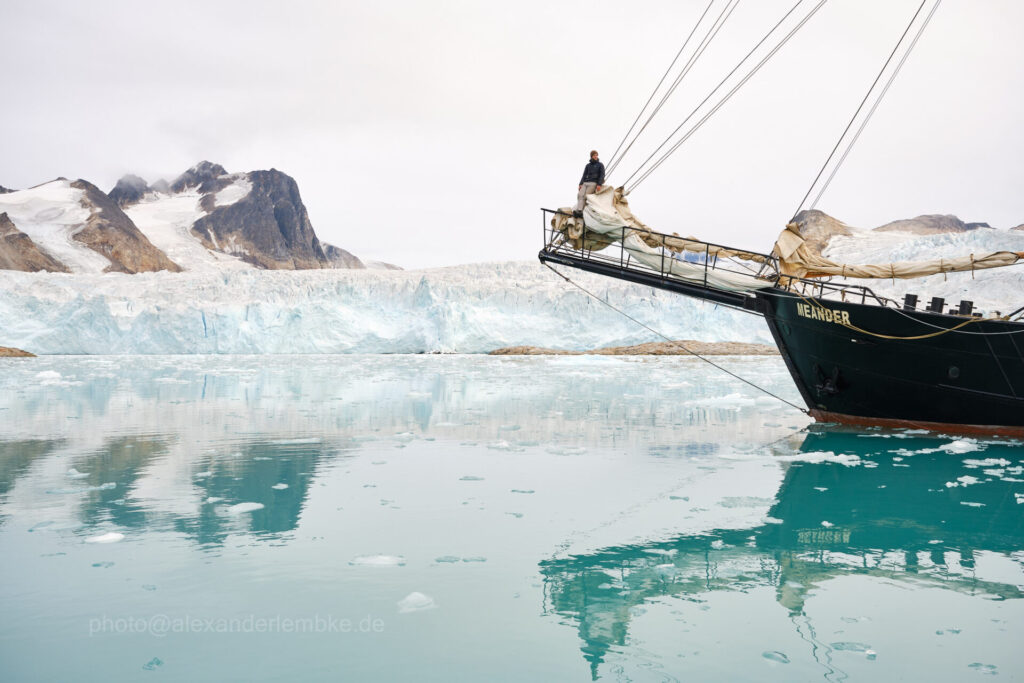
809, 0, 942, 209
625, 0, 827, 193
605, 0, 717, 173
607, 0, 742, 177
791, 0, 930, 219
620, 0, 815, 192
542, 262, 810, 414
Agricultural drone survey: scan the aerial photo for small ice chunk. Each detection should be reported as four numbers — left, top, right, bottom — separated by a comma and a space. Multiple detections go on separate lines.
397, 592, 437, 614
831, 642, 873, 656
271, 483, 289, 490
226, 502, 264, 515
434, 555, 461, 563
968, 663, 997, 675
762, 651, 790, 664
36, 370, 61, 381
510, 489, 535, 494
194, 471, 212, 479
349, 555, 406, 567
142, 657, 163, 671
939, 439, 983, 454
67, 468, 89, 479
461, 556, 487, 563
85, 532, 124, 544
206, 497, 224, 504
459, 476, 484, 481
821, 521, 834, 528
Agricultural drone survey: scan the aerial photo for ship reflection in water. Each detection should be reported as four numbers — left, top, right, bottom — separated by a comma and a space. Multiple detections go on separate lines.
1, 356, 1022, 681
540, 430, 1024, 680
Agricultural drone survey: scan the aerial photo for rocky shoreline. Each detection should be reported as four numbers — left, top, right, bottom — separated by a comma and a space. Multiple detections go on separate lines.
0, 346, 34, 357
490, 340, 779, 356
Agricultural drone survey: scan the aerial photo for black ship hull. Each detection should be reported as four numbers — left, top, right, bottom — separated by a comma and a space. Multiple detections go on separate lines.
757, 290, 1024, 435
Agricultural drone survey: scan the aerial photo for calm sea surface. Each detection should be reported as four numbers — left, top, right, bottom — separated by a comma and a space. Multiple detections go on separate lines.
0, 355, 1021, 682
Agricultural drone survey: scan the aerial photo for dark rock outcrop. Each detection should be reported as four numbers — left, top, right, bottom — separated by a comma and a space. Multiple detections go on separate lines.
0, 185, 13, 194
0, 346, 34, 357
323, 243, 365, 269
874, 214, 992, 235
789, 210, 853, 251
1011, 224, 1024, 232
70, 180, 182, 273
190, 169, 331, 270
108, 174, 150, 207
170, 161, 228, 193
0, 212, 70, 272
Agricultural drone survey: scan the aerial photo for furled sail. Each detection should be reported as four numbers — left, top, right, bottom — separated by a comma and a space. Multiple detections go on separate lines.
773, 221, 1024, 280
551, 187, 772, 293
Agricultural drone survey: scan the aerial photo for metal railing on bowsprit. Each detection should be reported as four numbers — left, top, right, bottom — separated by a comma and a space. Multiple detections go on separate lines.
538, 207, 776, 288
537, 208, 921, 313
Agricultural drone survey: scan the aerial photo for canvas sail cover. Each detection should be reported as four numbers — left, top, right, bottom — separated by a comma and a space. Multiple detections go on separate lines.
551, 187, 772, 293
773, 221, 1024, 280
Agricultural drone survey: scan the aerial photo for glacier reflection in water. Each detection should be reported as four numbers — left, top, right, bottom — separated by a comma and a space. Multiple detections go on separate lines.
0, 355, 1021, 682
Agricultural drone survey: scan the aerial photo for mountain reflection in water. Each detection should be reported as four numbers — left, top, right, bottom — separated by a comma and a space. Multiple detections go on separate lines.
539, 430, 1024, 680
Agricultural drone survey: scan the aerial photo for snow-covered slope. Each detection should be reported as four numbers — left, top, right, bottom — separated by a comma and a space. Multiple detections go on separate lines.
123, 190, 251, 272
0, 261, 771, 354
0, 180, 104, 271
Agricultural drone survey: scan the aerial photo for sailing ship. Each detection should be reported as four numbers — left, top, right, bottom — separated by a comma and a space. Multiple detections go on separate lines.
539, 0, 1024, 436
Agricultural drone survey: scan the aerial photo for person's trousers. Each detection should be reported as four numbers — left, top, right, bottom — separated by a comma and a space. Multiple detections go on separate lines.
575, 182, 597, 212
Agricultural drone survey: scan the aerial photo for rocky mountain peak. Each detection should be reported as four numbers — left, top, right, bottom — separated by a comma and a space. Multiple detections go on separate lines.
0, 211, 71, 272
108, 174, 150, 207
873, 214, 992, 235
789, 209, 853, 251
170, 161, 229, 193
190, 167, 331, 270
0, 185, 13, 194
70, 179, 182, 273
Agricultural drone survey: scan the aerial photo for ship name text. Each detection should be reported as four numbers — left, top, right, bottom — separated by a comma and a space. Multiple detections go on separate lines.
796, 303, 851, 326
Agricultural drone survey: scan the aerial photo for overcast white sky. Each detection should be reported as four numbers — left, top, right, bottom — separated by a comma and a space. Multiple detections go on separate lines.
3, 0, 1022, 268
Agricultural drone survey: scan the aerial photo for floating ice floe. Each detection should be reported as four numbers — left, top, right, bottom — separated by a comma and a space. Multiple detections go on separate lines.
762, 651, 790, 664
271, 483, 289, 490
944, 475, 981, 488
397, 592, 437, 614
85, 532, 125, 544
774, 451, 862, 466
225, 502, 264, 515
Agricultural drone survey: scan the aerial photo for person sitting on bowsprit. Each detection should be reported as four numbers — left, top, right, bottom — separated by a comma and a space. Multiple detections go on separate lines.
574, 150, 605, 218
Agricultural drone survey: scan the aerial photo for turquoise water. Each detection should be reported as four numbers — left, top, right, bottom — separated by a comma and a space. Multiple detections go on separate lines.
0, 355, 1021, 682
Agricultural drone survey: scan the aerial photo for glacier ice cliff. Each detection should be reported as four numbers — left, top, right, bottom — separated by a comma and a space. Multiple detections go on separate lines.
0, 261, 772, 354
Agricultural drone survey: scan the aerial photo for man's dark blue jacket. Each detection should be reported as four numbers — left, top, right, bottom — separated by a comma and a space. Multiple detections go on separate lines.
580, 160, 605, 186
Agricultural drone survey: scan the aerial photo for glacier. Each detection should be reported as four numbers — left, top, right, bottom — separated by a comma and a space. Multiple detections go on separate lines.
0, 227, 1022, 355
0, 261, 773, 354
